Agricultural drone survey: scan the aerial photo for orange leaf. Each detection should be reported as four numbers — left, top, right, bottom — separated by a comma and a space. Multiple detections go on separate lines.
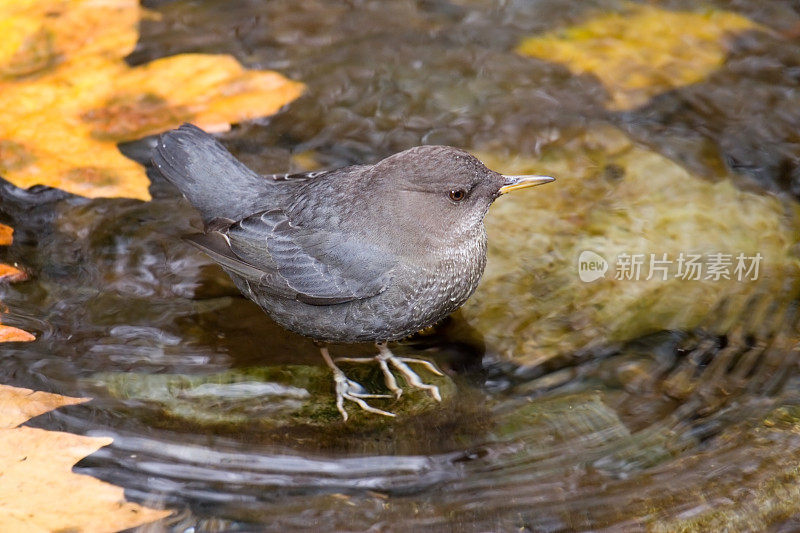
0, 0, 304, 200
0, 325, 35, 343
0, 263, 26, 282
0, 223, 12, 245
0, 385, 87, 429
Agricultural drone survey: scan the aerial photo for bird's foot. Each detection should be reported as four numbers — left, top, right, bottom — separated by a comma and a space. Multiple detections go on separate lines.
330, 366, 396, 422
336, 342, 444, 402
319, 345, 395, 421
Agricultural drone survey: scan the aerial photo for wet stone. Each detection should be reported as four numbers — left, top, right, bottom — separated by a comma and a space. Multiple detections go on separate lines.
88, 364, 457, 432
464, 126, 800, 365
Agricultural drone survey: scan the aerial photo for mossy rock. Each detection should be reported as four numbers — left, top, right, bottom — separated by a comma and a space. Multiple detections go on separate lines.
467, 126, 800, 365
89, 363, 457, 432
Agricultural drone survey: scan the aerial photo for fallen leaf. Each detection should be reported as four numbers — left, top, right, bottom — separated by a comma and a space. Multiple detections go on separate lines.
0, 0, 304, 200
0, 222, 34, 341
0, 384, 170, 531
0, 385, 87, 429
517, 5, 761, 109
0, 223, 12, 245
0, 263, 26, 282
0, 325, 35, 343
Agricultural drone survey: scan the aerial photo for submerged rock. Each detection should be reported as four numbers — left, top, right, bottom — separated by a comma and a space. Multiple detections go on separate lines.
88, 363, 458, 436
467, 126, 800, 365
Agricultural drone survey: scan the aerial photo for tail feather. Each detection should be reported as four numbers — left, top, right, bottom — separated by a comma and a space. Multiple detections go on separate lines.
152, 123, 270, 223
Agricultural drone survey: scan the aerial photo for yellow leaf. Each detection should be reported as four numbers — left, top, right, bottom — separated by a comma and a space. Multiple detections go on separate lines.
0, 0, 304, 200
0, 384, 171, 531
517, 5, 760, 109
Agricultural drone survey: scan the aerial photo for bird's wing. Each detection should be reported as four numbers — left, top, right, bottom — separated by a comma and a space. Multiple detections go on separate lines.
185, 210, 395, 305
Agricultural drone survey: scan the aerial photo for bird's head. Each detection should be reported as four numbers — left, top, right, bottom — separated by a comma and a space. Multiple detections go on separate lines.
361, 145, 554, 253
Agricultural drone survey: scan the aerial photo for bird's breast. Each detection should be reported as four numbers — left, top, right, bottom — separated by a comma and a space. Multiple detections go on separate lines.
388, 228, 488, 334
241, 229, 488, 343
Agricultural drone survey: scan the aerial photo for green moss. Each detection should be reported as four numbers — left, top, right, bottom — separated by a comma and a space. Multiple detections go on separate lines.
89, 363, 456, 430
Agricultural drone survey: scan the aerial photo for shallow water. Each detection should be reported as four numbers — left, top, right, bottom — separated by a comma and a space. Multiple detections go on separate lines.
4, 0, 800, 531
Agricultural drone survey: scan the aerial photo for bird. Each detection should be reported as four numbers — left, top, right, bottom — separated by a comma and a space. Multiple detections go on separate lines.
152, 123, 554, 421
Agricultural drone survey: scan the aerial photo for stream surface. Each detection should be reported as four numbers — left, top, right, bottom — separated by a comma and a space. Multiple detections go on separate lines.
3, 1, 800, 531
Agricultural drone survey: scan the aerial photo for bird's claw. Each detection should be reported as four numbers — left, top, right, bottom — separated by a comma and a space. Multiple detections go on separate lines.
387, 356, 443, 402
331, 369, 395, 422
321, 343, 443, 421
335, 343, 443, 402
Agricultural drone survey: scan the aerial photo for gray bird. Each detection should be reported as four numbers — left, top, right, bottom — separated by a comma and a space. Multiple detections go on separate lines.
152, 123, 553, 420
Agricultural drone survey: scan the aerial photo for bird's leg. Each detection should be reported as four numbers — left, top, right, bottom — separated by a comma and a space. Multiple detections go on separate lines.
318, 345, 395, 421
335, 342, 444, 401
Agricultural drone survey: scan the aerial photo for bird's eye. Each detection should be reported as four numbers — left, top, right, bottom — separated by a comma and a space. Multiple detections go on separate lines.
449, 189, 466, 202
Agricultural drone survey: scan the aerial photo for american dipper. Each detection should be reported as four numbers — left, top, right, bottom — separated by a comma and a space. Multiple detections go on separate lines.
153, 123, 554, 420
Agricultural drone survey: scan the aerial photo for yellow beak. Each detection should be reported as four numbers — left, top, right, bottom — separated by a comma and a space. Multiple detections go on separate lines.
498, 175, 555, 194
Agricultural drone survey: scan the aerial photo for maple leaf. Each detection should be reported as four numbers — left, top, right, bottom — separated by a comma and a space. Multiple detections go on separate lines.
0, 223, 11, 246
0, 264, 26, 283
0, 0, 304, 200
0, 223, 34, 342
0, 326, 35, 342
517, 5, 760, 110
0, 384, 171, 531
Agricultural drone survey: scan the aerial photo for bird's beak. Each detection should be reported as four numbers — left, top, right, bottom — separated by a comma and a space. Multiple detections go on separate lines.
498, 175, 555, 194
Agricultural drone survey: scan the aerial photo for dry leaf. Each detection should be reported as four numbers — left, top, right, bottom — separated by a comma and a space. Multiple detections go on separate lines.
0, 0, 304, 200
0, 384, 170, 531
517, 5, 760, 109
0, 325, 34, 343
0, 224, 12, 246
0, 385, 87, 429
0, 264, 26, 282
0, 222, 34, 341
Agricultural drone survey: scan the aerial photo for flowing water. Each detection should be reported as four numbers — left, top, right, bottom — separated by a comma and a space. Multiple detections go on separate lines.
3, 0, 800, 531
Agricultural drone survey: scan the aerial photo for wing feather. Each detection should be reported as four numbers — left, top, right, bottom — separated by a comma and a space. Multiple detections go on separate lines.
187, 210, 394, 305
